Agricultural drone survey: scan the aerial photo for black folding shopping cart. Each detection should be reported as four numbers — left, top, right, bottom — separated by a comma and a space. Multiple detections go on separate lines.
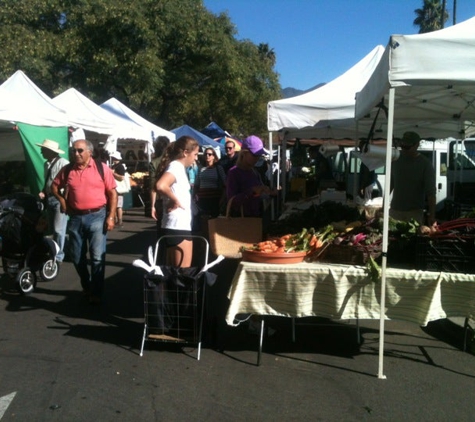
0, 192, 60, 294
139, 235, 212, 360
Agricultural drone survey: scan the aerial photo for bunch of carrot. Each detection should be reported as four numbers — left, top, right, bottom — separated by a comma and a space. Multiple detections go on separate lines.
242, 228, 327, 254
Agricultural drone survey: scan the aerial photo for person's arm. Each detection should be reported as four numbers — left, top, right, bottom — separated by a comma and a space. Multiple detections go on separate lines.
427, 194, 436, 226
51, 182, 68, 214
105, 188, 118, 230
113, 163, 126, 181
150, 188, 157, 220
226, 170, 271, 210
156, 172, 182, 212
217, 165, 226, 188
113, 172, 125, 181
51, 168, 68, 213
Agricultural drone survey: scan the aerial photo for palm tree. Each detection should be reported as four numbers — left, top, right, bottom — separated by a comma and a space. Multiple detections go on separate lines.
453, 0, 457, 25
258, 43, 276, 66
413, 0, 449, 33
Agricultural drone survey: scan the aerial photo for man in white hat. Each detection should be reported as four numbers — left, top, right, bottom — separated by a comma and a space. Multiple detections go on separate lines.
36, 139, 69, 262
110, 151, 127, 227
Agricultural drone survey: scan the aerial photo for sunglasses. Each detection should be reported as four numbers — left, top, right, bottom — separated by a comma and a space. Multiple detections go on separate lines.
73, 148, 85, 154
226, 147, 234, 150
205, 152, 214, 156
400, 144, 414, 150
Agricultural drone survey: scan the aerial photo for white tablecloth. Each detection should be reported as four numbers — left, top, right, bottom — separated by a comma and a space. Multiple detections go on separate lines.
225, 261, 475, 326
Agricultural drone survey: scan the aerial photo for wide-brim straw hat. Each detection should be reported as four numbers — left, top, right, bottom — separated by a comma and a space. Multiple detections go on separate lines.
36, 139, 65, 154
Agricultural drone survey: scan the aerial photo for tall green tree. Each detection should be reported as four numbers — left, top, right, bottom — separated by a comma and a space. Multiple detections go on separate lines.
413, 0, 449, 33
0, 0, 281, 136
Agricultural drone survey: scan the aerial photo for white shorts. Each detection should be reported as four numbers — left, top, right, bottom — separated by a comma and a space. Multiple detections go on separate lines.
117, 195, 124, 208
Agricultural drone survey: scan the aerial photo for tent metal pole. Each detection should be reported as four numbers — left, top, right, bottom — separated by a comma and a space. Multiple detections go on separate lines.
281, 135, 288, 210
378, 87, 395, 380
269, 131, 275, 220
353, 121, 359, 201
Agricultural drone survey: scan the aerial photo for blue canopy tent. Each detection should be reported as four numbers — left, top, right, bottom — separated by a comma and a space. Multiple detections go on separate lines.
172, 125, 225, 156
201, 121, 227, 139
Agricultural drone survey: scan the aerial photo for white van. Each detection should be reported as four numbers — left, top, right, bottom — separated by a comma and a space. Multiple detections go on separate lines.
334, 139, 454, 212
446, 138, 475, 203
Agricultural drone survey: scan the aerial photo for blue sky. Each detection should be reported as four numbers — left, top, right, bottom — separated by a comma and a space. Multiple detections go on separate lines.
203, 0, 475, 90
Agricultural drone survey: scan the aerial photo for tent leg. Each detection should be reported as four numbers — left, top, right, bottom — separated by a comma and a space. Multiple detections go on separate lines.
377, 87, 395, 380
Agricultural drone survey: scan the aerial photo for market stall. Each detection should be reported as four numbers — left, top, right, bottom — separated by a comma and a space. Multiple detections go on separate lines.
353, 16, 475, 378
223, 196, 475, 367
226, 261, 475, 366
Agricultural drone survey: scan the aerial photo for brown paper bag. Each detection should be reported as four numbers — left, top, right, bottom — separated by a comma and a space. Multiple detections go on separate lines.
208, 197, 262, 258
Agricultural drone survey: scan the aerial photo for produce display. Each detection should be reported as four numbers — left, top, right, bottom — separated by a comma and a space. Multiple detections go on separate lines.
241, 200, 475, 275
241, 228, 324, 254
240, 228, 331, 264
130, 171, 149, 182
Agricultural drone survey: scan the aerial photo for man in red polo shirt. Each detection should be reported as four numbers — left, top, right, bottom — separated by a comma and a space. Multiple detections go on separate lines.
52, 139, 117, 305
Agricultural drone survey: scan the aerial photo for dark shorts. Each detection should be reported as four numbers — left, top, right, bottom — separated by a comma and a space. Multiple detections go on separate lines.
158, 228, 192, 247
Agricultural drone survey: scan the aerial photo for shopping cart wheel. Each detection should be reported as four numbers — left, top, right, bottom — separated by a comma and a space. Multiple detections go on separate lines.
40, 259, 59, 281
16, 268, 36, 295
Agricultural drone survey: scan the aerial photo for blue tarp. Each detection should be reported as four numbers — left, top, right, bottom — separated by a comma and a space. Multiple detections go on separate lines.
171, 125, 225, 155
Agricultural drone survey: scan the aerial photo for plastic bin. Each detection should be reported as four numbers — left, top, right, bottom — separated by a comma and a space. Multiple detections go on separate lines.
415, 235, 475, 274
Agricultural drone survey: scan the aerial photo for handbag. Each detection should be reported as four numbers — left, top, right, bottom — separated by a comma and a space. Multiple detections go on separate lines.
208, 196, 262, 259
116, 172, 131, 194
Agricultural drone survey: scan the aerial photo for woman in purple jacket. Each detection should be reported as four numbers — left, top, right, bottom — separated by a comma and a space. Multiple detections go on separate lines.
226, 135, 275, 218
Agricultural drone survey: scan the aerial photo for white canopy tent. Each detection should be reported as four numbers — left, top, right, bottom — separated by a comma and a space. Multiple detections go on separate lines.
0, 70, 68, 128
266, 46, 386, 203
100, 97, 175, 142
52, 88, 147, 139
355, 16, 475, 379
267, 45, 385, 140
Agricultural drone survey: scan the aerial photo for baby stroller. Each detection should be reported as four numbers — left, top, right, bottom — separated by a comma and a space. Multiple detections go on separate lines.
0, 192, 60, 294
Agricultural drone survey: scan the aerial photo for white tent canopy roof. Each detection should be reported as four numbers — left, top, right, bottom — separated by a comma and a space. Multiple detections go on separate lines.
355, 16, 475, 138
52, 88, 148, 138
267, 45, 385, 138
100, 98, 176, 142
0, 70, 68, 128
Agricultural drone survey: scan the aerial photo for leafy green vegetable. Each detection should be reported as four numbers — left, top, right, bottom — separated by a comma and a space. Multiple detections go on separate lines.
366, 256, 381, 283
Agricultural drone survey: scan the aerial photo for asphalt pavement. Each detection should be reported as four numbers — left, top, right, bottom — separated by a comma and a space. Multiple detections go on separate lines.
1, 208, 475, 421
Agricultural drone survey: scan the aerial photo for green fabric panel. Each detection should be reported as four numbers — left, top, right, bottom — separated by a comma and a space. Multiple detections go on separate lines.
17, 123, 69, 196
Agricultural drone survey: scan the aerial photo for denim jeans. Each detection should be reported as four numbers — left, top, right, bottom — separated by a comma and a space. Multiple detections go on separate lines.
47, 196, 68, 262
67, 207, 107, 298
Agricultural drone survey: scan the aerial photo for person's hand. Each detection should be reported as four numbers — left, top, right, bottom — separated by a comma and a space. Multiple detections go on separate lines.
166, 199, 184, 213
38, 192, 45, 200
59, 199, 67, 214
105, 217, 115, 231
151, 206, 157, 220
251, 185, 270, 197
